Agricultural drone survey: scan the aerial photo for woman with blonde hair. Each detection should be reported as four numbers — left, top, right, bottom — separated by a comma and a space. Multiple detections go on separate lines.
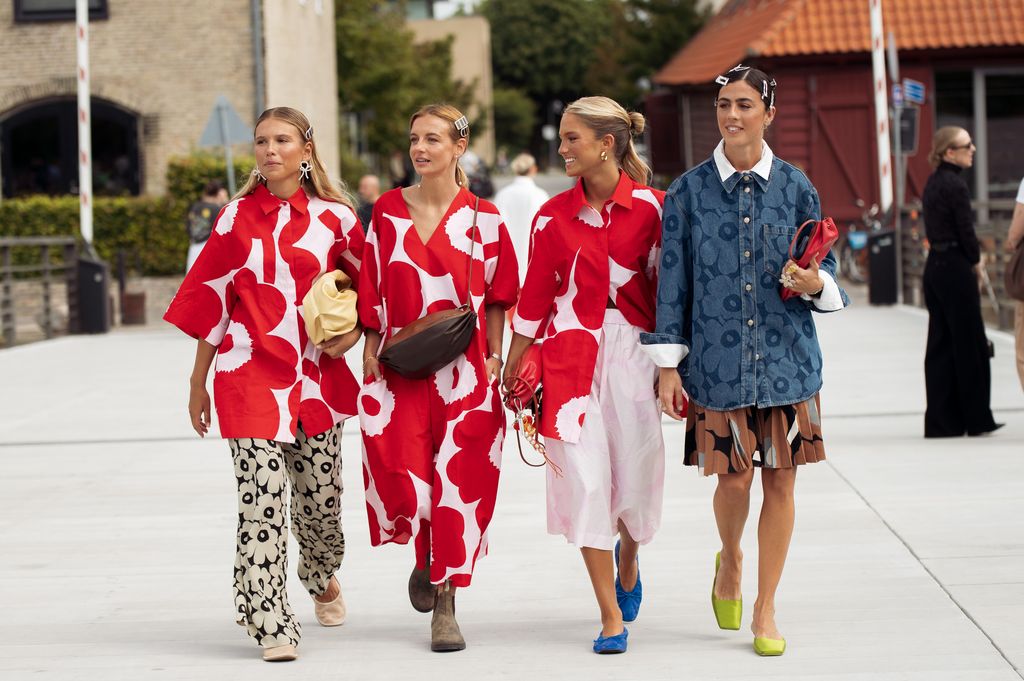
358, 103, 519, 652
921, 125, 1001, 436
164, 106, 364, 662
504, 96, 665, 654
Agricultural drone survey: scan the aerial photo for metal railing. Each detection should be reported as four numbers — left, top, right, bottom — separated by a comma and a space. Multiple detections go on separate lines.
0, 237, 79, 347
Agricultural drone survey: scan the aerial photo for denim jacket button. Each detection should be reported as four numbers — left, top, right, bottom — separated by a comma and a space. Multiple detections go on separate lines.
743, 175, 751, 182
743, 216, 750, 224
744, 250, 751, 258
756, 353, 761, 360
747, 319, 754, 326
744, 186, 751, 193
745, 283, 752, 292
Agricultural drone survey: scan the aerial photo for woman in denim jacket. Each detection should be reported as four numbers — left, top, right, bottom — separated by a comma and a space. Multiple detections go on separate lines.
640, 65, 848, 657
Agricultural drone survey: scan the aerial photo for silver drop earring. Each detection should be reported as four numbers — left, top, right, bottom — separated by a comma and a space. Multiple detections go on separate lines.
252, 166, 266, 182
299, 160, 312, 181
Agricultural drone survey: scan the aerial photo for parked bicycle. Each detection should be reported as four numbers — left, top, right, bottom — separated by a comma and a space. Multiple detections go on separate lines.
835, 200, 881, 284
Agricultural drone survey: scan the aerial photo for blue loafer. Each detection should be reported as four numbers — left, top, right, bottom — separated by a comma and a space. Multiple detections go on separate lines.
614, 540, 642, 622
593, 627, 629, 654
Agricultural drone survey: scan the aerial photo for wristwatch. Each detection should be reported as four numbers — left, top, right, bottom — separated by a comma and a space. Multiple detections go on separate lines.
488, 352, 503, 364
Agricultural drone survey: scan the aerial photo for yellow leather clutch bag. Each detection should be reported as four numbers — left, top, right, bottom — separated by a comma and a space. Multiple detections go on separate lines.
302, 270, 358, 344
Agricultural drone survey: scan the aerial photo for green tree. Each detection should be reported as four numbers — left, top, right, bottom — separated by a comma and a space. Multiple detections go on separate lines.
481, 0, 706, 156
491, 86, 536, 154
481, 0, 610, 104
625, 0, 708, 81
336, 1, 477, 175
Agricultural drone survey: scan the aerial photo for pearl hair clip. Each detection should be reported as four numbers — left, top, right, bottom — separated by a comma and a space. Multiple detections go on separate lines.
454, 116, 469, 138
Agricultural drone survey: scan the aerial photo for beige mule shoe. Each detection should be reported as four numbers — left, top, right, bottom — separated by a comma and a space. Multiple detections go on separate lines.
262, 644, 298, 662
313, 576, 347, 626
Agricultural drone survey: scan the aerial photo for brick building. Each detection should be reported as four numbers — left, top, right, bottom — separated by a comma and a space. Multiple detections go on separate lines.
0, 0, 339, 199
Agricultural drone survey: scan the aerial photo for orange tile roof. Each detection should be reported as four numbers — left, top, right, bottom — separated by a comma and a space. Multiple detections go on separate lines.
655, 0, 1024, 85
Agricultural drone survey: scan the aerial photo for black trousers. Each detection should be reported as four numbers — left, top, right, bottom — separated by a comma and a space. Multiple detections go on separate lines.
922, 250, 997, 437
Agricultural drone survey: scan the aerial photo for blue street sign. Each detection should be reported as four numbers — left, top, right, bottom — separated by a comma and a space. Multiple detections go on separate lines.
903, 78, 926, 105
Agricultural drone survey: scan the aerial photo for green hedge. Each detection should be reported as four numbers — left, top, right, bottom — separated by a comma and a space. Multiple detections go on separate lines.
0, 154, 256, 276
166, 153, 255, 200
0, 195, 185, 275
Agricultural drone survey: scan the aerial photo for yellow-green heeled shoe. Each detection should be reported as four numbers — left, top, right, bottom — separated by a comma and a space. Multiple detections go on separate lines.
753, 636, 786, 656
711, 552, 742, 630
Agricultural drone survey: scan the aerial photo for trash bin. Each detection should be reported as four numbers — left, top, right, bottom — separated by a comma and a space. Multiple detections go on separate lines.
77, 256, 111, 333
867, 230, 897, 305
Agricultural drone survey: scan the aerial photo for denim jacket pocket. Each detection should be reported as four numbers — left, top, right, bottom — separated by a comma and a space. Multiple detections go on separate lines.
762, 223, 798, 277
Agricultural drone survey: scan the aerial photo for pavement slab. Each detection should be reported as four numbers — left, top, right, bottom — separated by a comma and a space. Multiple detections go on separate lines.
2, 288, 1022, 680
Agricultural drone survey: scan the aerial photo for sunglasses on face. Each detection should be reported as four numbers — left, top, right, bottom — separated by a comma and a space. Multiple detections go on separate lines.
949, 141, 975, 150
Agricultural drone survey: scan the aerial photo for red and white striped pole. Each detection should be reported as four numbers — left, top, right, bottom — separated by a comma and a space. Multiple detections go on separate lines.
76, 0, 93, 246
869, 0, 893, 214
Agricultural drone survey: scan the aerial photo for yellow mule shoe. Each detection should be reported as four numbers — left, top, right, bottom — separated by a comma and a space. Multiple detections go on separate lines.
753, 636, 786, 656
711, 552, 742, 630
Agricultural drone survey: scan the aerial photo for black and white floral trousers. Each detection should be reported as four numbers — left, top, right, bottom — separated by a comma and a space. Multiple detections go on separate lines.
228, 423, 345, 648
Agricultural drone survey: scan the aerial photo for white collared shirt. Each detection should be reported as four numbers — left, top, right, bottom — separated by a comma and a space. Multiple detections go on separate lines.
713, 139, 775, 182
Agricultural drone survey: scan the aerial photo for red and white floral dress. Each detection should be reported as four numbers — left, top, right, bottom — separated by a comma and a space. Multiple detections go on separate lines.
164, 184, 364, 441
357, 187, 519, 587
512, 171, 664, 443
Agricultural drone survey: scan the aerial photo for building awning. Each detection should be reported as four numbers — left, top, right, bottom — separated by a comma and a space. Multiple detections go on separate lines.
655, 0, 1024, 86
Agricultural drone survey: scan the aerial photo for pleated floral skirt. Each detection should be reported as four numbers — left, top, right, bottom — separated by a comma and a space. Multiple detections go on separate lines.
683, 394, 826, 476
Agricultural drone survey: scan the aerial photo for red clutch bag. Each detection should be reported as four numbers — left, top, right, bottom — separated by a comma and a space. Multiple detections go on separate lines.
502, 344, 542, 414
780, 217, 839, 301
501, 345, 561, 475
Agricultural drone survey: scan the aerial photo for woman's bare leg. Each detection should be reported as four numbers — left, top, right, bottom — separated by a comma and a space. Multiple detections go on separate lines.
752, 466, 796, 640
581, 548, 624, 637
713, 467, 754, 600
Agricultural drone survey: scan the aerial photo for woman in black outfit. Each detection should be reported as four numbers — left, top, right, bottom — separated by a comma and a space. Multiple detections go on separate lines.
922, 126, 1001, 437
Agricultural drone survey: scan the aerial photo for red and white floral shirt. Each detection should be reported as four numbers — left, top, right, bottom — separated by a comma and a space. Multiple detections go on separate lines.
512, 171, 664, 443
164, 184, 364, 442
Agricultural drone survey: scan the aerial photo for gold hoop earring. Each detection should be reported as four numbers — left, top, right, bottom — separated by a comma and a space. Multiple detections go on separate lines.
600, 150, 609, 162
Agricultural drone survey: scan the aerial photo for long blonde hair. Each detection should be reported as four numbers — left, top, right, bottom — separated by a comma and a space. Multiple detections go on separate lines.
928, 126, 968, 168
409, 103, 470, 188
236, 107, 354, 208
563, 96, 650, 185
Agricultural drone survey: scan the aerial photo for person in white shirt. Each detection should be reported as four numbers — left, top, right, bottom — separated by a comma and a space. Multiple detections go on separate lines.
494, 153, 549, 284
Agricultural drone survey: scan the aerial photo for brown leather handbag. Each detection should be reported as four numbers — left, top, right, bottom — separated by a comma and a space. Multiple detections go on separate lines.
378, 197, 480, 379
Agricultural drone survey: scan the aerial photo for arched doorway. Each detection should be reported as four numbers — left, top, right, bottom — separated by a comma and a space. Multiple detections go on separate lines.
0, 98, 140, 198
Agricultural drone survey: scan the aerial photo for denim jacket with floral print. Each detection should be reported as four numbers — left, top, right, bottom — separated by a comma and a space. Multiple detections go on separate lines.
639, 145, 849, 410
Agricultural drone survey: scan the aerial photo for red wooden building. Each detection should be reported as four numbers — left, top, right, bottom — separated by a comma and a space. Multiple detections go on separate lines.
646, 0, 1024, 224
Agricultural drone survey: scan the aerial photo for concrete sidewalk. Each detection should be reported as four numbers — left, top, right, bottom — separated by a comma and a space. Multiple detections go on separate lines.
1, 292, 1022, 680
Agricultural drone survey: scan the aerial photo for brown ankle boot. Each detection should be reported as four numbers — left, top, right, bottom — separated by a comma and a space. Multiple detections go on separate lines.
430, 582, 466, 652
409, 563, 435, 613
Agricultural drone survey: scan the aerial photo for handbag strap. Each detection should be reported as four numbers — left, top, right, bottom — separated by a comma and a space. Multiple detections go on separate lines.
463, 196, 480, 308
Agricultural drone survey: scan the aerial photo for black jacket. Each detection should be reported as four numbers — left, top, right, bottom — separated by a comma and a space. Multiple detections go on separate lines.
922, 161, 980, 264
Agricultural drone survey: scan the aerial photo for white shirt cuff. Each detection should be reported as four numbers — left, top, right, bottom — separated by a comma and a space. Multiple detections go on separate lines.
640, 343, 689, 368
801, 270, 844, 311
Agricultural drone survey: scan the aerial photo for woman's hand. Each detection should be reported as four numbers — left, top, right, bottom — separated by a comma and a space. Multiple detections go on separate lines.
189, 383, 212, 437
318, 326, 361, 359
658, 367, 686, 421
363, 355, 382, 381
780, 256, 824, 296
485, 355, 502, 384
